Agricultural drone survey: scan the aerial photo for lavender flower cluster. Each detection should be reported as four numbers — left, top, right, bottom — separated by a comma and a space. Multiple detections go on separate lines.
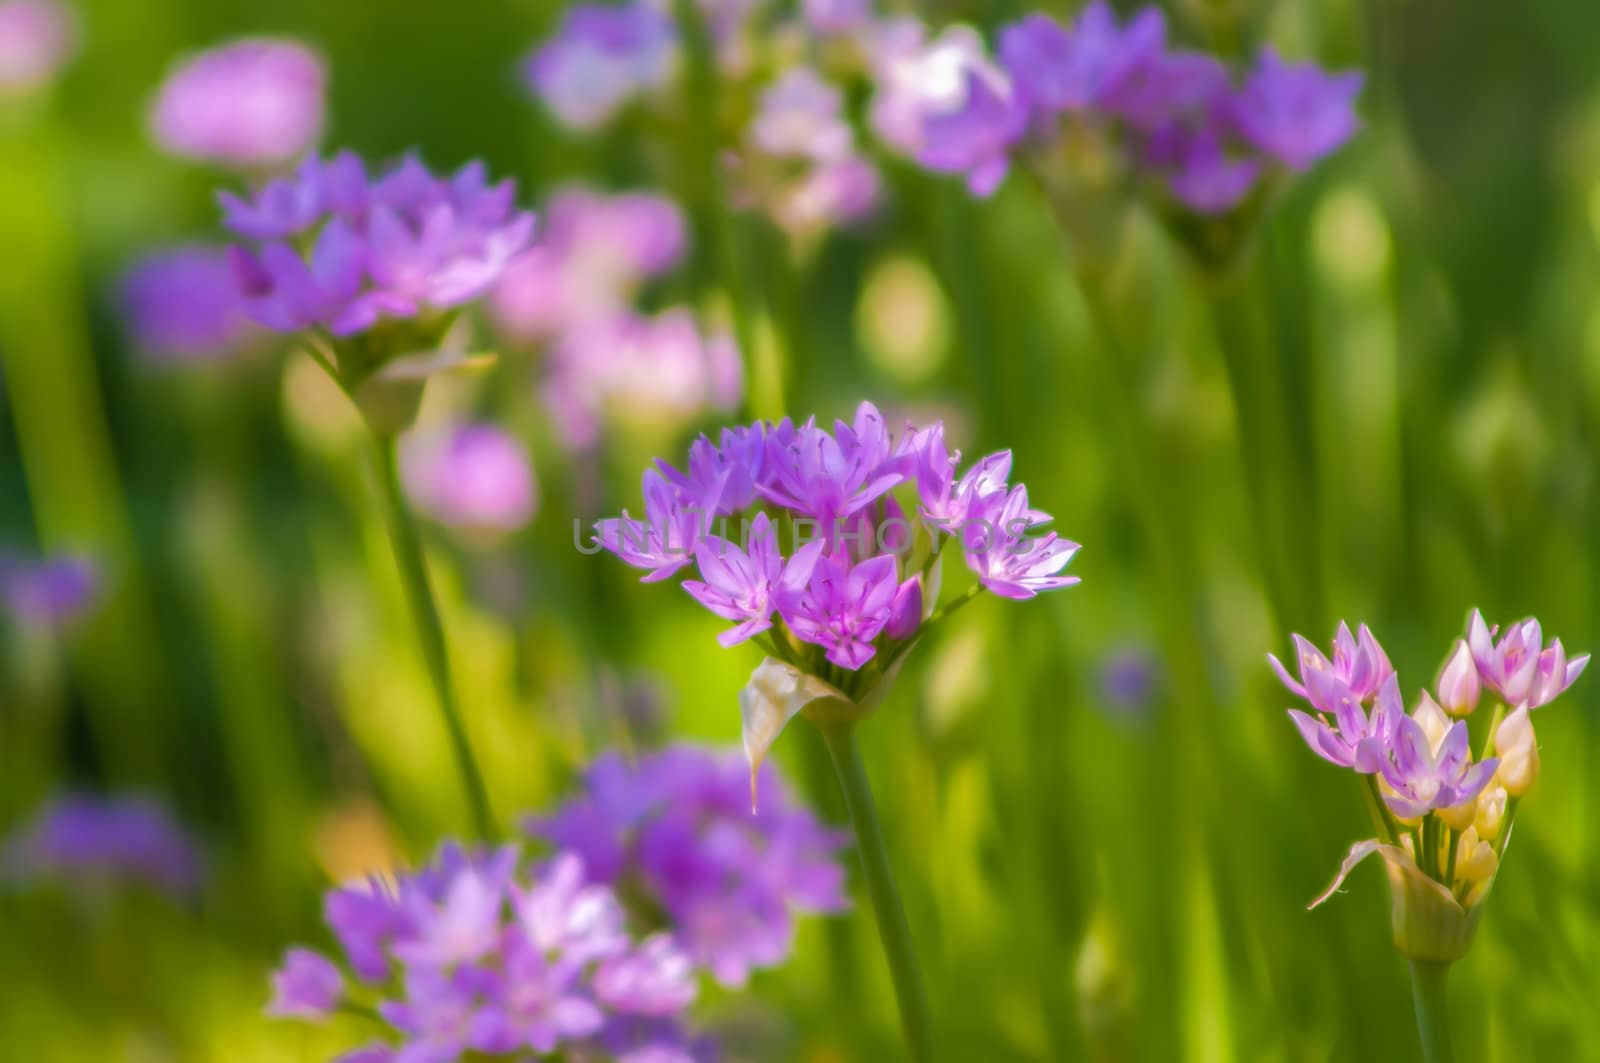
272, 844, 707, 1062
1276, 613, 1587, 923
593, 401, 1080, 675
528, 745, 850, 987
3, 793, 203, 899
270, 747, 848, 1061
909, 2, 1363, 211
527, 1, 1361, 226
490, 188, 741, 450
219, 153, 535, 342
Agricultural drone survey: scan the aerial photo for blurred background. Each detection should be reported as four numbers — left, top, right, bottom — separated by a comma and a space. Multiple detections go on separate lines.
2, 0, 1599, 1059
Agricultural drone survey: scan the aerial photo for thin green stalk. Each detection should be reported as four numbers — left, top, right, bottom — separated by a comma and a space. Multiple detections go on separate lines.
370, 433, 497, 839
670, 0, 774, 419
1444, 828, 1461, 886
816, 721, 932, 1063
1204, 269, 1325, 635
1407, 960, 1456, 1063
1363, 774, 1399, 844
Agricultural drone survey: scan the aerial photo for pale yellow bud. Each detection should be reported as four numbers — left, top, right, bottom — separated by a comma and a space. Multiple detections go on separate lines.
1475, 786, 1507, 840
1436, 639, 1481, 717
1461, 879, 1492, 910
1456, 837, 1498, 886
1436, 796, 1476, 832
1412, 691, 1452, 752
1494, 705, 1540, 797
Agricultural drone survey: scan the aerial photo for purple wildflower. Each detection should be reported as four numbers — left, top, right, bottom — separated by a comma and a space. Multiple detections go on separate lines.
119, 245, 253, 363
2, 792, 203, 898
1145, 121, 1262, 213
526, 745, 849, 988
0, 553, 98, 625
220, 152, 535, 339
1269, 622, 1394, 706
0, 0, 73, 93
750, 66, 853, 162
1466, 610, 1589, 710
524, 3, 678, 131
1226, 47, 1364, 171
148, 38, 326, 168
1285, 670, 1402, 774
1379, 710, 1497, 821
773, 546, 900, 669
596, 401, 1079, 677
401, 424, 537, 536
683, 513, 785, 647
960, 484, 1082, 600
998, 3, 1165, 115
267, 948, 345, 1020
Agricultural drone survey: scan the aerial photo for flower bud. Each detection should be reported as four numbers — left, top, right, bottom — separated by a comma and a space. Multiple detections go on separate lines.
1412, 692, 1451, 751
885, 575, 923, 640
1436, 639, 1480, 717
1456, 835, 1498, 886
1494, 705, 1540, 796
1474, 786, 1507, 841
1436, 796, 1476, 832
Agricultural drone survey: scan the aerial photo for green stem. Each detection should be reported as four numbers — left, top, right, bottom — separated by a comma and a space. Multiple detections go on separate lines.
1363, 774, 1398, 844
816, 721, 933, 1063
370, 433, 497, 838
1407, 960, 1456, 1063
670, 0, 773, 419
1444, 828, 1460, 886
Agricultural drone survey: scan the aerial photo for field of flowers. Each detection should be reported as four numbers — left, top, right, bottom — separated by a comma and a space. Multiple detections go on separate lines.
3, 1, 1599, 1060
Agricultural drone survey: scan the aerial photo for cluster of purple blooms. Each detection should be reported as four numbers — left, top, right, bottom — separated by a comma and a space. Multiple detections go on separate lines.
594, 401, 1080, 681
219, 152, 535, 344
3, 793, 203, 899
271, 843, 708, 1062
526, 2, 1361, 221
270, 748, 847, 1060
900, 2, 1363, 211
528, 745, 850, 987
489, 188, 741, 450
1277, 613, 1587, 913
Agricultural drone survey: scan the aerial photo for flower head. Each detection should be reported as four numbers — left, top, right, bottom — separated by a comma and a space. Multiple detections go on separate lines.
1290, 612, 1585, 968
3, 792, 203, 898
148, 38, 326, 168
220, 153, 535, 339
595, 400, 1079, 680
119, 245, 254, 363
